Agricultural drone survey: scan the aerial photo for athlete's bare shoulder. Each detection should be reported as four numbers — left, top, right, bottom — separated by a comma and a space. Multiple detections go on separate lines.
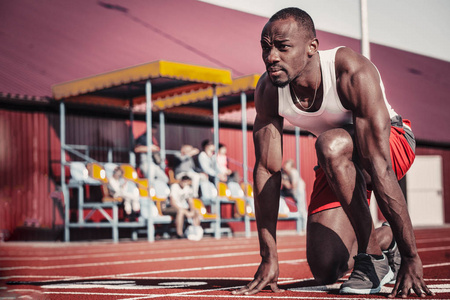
255, 72, 280, 119
335, 46, 382, 110
335, 47, 370, 76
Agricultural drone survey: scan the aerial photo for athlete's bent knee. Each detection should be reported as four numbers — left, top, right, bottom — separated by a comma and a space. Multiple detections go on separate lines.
315, 129, 353, 165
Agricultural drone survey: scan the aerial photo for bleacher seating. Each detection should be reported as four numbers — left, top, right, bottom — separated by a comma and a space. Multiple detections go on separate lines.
65, 161, 304, 241
65, 162, 172, 242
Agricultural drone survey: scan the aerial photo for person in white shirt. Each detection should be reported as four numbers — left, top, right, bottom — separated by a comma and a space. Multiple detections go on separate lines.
164, 175, 201, 238
108, 166, 140, 220
174, 144, 208, 198
198, 140, 227, 183
282, 159, 307, 231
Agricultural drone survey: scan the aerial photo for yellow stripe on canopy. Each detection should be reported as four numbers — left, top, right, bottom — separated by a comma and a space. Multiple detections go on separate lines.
152, 74, 260, 111
52, 60, 232, 100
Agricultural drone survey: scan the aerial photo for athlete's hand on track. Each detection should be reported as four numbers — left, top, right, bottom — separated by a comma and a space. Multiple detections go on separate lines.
232, 259, 284, 295
388, 255, 434, 298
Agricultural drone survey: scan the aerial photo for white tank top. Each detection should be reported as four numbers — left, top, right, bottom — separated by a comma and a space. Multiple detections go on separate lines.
278, 47, 397, 137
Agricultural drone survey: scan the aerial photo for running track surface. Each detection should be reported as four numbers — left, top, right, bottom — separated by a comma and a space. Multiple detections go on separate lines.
1, 227, 450, 299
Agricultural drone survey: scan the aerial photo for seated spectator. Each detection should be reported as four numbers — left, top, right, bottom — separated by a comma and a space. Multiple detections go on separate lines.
280, 168, 293, 199
174, 144, 207, 197
134, 126, 169, 183
216, 143, 238, 182
282, 159, 307, 230
162, 175, 201, 238
198, 140, 227, 183
108, 166, 140, 220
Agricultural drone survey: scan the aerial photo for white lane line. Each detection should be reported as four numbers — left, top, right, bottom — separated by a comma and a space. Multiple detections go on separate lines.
418, 246, 450, 252
0, 275, 71, 280
1, 259, 305, 283
115, 276, 260, 280
416, 237, 450, 243
0, 238, 303, 259
278, 277, 315, 285
0, 243, 263, 262
43, 282, 354, 300
423, 262, 450, 268
0, 243, 253, 259
42, 291, 149, 297
0, 274, 263, 281
2, 235, 447, 262
0, 237, 260, 254
118, 259, 306, 277
0, 248, 303, 271
117, 285, 245, 300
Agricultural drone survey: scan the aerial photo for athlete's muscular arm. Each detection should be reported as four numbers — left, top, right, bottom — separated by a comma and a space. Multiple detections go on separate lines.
233, 74, 284, 295
336, 47, 433, 298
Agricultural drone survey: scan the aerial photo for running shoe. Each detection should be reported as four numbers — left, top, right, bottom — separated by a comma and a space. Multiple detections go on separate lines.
340, 253, 394, 294
381, 221, 401, 284
383, 240, 401, 284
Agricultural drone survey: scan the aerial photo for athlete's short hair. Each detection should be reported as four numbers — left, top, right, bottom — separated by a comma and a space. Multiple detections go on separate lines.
269, 7, 316, 39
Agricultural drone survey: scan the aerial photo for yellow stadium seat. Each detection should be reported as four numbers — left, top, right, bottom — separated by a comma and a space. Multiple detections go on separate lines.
86, 162, 108, 184
120, 164, 139, 181
218, 181, 249, 218
193, 198, 217, 220
241, 182, 254, 198
217, 181, 231, 197
86, 162, 122, 203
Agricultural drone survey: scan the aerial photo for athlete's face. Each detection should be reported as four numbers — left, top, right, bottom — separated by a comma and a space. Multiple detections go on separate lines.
261, 18, 312, 87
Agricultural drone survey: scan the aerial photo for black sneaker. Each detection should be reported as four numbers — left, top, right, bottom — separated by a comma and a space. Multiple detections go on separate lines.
383, 241, 401, 284
340, 253, 394, 294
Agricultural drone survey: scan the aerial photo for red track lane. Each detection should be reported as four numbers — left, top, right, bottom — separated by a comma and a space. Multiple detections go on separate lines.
1, 227, 450, 299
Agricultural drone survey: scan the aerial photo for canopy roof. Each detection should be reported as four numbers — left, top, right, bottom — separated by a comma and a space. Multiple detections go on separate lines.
150, 74, 259, 114
52, 60, 232, 108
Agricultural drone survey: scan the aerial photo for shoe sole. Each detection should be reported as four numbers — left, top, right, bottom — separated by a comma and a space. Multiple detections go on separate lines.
340, 268, 394, 294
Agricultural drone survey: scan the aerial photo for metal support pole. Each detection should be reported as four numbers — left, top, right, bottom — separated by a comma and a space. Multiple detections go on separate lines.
294, 127, 302, 234
129, 97, 136, 167
212, 86, 221, 239
241, 92, 248, 184
159, 111, 166, 171
60, 101, 70, 242
107, 148, 113, 163
360, 0, 370, 59
295, 127, 301, 176
145, 79, 155, 242
112, 204, 118, 243
241, 92, 251, 238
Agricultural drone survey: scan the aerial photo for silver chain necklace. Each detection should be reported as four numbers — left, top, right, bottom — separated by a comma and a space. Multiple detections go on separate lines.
293, 64, 320, 110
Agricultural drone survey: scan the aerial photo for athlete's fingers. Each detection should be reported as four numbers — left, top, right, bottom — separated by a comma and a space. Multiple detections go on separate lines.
269, 282, 285, 293
401, 283, 412, 299
231, 285, 252, 295
388, 279, 401, 298
411, 285, 425, 298
243, 278, 271, 295
421, 282, 435, 296
232, 279, 261, 295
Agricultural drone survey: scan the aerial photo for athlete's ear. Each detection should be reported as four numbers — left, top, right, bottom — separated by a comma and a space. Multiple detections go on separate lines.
308, 38, 319, 56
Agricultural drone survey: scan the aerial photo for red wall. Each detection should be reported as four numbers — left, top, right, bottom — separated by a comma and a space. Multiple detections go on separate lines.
0, 110, 58, 235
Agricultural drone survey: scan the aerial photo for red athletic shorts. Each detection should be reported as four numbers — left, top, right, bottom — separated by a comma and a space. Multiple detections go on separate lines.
308, 120, 415, 215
